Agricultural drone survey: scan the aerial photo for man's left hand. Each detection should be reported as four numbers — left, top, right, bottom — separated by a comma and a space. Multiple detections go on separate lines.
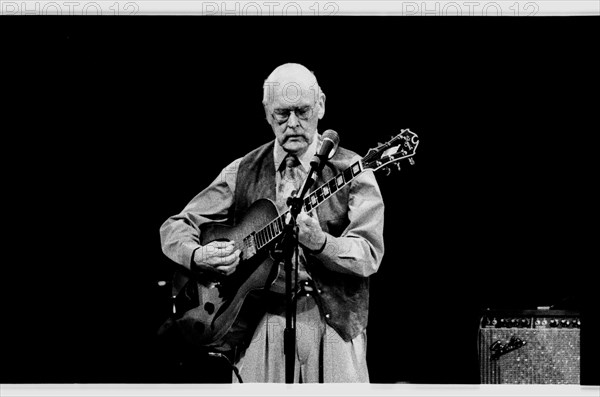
297, 212, 327, 252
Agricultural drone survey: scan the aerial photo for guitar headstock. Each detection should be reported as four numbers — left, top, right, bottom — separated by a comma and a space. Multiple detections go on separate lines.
362, 129, 419, 175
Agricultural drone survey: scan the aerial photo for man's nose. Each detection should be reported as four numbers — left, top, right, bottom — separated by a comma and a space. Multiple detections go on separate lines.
287, 111, 300, 127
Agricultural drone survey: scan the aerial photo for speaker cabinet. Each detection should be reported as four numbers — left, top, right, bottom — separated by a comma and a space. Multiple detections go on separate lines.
479, 309, 580, 384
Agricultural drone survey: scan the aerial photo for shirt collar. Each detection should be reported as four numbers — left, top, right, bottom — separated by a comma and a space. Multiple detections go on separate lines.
274, 132, 321, 173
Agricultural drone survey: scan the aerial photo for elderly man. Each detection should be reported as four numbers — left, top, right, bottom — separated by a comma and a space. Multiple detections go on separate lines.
160, 63, 385, 382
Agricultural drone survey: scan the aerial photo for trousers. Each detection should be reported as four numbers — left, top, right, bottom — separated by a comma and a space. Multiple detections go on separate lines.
233, 293, 369, 383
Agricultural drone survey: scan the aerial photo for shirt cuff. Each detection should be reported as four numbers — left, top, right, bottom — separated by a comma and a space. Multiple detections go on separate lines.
181, 242, 202, 270
306, 235, 327, 255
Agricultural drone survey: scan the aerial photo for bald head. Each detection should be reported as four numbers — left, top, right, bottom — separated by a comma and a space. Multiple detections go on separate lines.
262, 63, 323, 107
262, 63, 326, 156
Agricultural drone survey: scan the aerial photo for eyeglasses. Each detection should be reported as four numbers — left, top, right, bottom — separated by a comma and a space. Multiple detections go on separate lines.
271, 103, 317, 123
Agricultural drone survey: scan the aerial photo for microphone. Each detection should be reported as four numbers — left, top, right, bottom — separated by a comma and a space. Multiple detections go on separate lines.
310, 129, 340, 169
291, 129, 340, 216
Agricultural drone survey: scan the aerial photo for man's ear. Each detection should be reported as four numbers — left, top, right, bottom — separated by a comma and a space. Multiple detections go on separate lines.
317, 94, 326, 120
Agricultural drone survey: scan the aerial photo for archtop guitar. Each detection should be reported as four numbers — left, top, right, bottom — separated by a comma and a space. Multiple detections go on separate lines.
171, 129, 419, 347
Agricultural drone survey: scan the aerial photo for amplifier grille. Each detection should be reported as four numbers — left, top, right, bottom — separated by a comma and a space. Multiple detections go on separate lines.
479, 310, 580, 384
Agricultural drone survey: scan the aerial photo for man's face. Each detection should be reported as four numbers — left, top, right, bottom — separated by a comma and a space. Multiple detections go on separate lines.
265, 82, 325, 156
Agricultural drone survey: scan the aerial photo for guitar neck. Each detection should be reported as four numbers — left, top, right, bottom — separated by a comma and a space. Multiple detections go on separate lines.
238, 128, 418, 255
250, 159, 365, 251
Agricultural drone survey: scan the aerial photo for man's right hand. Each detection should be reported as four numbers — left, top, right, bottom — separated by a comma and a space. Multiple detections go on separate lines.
193, 241, 240, 276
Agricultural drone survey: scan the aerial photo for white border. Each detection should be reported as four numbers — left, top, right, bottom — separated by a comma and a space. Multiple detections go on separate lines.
1, 1, 599, 16
1, 1, 597, 395
2, 384, 600, 396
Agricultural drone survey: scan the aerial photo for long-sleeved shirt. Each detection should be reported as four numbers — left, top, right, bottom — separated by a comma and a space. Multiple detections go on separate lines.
160, 135, 385, 342
160, 136, 385, 279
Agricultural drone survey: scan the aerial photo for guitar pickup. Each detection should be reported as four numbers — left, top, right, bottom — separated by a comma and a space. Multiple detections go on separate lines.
243, 234, 257, 258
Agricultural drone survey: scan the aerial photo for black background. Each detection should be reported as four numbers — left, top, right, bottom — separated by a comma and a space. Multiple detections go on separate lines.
2, 16, 598, 385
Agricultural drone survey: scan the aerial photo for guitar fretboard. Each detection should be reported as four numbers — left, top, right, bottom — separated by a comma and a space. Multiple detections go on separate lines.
242, 160, 363, 251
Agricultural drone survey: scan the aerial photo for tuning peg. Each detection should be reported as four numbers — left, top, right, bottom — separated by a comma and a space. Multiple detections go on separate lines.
395, 162, 401, 171
408, 158, 415, 165
382, 166, 391, 176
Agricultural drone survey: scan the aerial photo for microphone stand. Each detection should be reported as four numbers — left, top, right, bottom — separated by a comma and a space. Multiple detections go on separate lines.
272, 156, 323, 384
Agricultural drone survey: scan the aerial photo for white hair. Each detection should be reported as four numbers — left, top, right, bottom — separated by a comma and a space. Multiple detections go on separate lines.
261, 65, 324, 107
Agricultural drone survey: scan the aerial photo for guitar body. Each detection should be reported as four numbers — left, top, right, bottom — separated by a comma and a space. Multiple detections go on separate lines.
174, 198, 281, 347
